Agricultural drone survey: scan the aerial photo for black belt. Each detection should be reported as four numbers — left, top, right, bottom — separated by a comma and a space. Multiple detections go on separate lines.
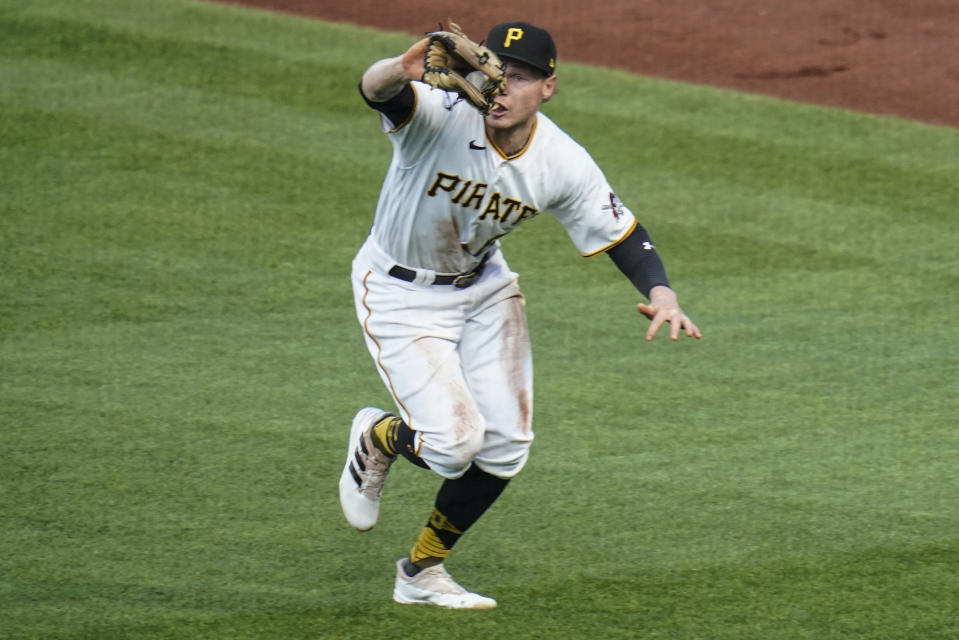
388, 253, 490, 289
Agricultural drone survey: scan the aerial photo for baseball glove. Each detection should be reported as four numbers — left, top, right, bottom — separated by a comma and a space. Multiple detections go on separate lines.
422, 22, 507, 115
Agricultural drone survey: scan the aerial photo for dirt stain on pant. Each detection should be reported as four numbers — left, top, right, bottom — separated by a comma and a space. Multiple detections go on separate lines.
498, 293, 533, 433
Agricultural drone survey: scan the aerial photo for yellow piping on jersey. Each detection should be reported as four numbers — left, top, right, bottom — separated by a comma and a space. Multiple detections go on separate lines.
581, 218, 638, 258
487, 118, 538, 160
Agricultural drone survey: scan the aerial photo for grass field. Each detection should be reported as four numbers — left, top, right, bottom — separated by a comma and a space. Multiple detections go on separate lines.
2, 1, 958, 638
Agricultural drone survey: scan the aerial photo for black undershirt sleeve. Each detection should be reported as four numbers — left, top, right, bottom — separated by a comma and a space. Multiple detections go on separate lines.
359, 82, 415, 128
606, 224, 671, 298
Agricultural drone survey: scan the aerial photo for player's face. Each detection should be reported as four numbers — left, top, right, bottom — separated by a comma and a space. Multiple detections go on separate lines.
486, 62, 556, 130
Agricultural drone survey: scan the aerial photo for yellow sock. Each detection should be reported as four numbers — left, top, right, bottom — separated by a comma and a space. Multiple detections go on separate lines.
410, 508, 463, 568
370, 415, 403, 456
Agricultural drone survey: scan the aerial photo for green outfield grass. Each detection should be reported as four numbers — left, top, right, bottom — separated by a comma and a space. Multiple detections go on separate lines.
2, 1, 958, 638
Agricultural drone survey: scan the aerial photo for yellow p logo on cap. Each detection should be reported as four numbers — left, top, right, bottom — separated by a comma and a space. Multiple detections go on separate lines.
504, 28, 523, 47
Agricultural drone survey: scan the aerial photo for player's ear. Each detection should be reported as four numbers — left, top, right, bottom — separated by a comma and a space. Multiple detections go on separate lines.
541, 75, 557, 102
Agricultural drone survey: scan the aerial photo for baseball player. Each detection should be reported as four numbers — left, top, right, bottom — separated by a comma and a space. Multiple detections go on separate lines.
339, 21, 701, 609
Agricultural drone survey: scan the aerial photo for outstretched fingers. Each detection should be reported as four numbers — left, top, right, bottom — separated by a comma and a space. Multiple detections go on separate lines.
636, 303, 702, 342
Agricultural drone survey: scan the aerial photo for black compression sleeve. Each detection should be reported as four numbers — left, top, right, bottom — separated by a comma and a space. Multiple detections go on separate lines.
359, 82, 415, 128
606, 225, 671, 298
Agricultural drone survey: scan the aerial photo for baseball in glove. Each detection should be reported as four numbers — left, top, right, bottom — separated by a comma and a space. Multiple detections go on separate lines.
422, 22, 507, 115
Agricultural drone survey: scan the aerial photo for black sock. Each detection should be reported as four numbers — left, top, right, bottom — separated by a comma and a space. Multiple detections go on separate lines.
408, 465, 510, 570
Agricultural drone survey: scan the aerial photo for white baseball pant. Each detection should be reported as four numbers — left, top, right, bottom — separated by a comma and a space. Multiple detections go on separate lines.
351, 236, 534, 479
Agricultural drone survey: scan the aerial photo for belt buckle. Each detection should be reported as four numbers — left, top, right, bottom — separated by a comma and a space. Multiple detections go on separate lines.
452, 272, 477, 289
451, 253, 489, 288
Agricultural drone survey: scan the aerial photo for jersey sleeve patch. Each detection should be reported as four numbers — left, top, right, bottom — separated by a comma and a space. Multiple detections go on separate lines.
602, 192, 627, 221
547, 143, 639, 257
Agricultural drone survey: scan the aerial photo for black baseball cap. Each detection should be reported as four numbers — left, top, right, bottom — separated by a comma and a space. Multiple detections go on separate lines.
487, 22, 557, 76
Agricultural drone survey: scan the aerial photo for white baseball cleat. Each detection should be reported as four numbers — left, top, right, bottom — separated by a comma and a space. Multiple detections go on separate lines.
393, 559, 497, 609
338, 407, 396, 531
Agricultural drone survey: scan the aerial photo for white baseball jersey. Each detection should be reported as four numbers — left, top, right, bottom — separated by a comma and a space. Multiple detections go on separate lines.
370, 82, 638, 274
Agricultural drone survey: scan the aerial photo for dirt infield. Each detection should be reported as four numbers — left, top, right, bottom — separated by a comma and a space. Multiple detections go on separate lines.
219, 0, 958, 129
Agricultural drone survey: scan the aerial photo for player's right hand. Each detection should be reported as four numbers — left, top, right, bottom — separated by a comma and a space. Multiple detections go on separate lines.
400, 38, 429, 82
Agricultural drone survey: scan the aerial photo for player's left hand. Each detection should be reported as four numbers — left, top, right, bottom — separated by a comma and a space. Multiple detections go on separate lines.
637, 285, 702, 342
